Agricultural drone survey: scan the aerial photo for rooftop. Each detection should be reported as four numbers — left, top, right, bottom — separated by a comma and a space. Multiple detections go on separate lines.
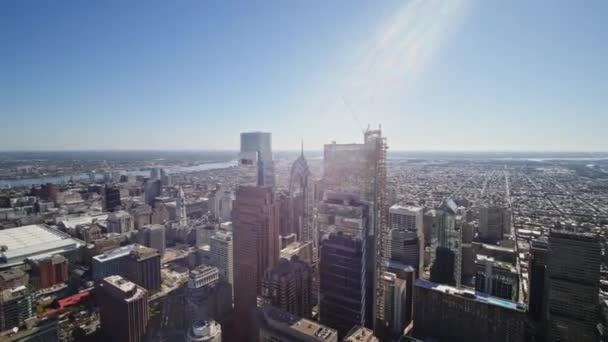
261, 304, 337, 341
389, 204, 423, 214
0, 224, 84, 268
415, 278, 526, 312
343, 326, 378, 342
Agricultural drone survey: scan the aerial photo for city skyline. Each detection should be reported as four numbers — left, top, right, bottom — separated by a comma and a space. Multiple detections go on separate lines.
2, 0, 607, 152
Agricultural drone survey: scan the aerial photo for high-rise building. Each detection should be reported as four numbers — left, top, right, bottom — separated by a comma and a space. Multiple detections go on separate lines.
262, 256, 312, 318
317, 192, 373, 337
0, 286, 34, 332
288, 145, 312, 242
430, 199, 462, 287
240, 132, 275, 187
528, 238, 549, 323
233, 186, 280, 340
139, 224, 166, 255
320, 128, 387, 335
103, 185, 121, 212
123, 245, 161, 293
99, 275, 148, 342
388, 205, 424, 273
474, 254, 519, 301
413, 279, 526, 342
186, 320, 222, 342
92, 244, 161, 292
144, 179, 162, 207
4, 317, 59, 342
256, 304, 338, 342
31, 254, 69, 289
177, 186, 188, 226
184, 266, 233, 328
0, 269, 28, 291
380, 261, 415, 338
478, 205, 511, 243
210, 230, 234, 289
547, 230, 601, 342
107, 210, 134, 234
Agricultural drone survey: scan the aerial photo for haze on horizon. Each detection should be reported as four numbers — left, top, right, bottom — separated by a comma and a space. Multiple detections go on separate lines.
1, 0, 607, 152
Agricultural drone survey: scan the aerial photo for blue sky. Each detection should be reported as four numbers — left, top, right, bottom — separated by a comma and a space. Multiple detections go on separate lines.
1, 0, 606, 151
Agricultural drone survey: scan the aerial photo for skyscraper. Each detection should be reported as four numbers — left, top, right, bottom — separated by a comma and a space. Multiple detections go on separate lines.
144, 179, 162, 207
262, 256, 312, 318
103, 185, 121, 212
233, 186, 280, 340
138, 224, 166, 255
210, 230, 234, 289
320, 128, 387, 335
288, 144, 312, 242
123, 245, 162, 293
430, 199, 462, 287
318, 192, 373, 337
240, 132, 275, 187
99, 275, 148, 342
0, 286, 34, 332
387, 205, 423, 270
478, 205, 511, 244
529, 239, 548, 314
547, 230, 601, 342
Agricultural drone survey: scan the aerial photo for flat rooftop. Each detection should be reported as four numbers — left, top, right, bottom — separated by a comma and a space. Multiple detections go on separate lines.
415, 279, 526, 312
0, 224, 84, 268
262, 304, 337, 341
389, 204, 423, 213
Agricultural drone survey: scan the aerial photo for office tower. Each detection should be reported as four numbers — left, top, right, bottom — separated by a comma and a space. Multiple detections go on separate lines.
388, 229, 421, 274
208, 184, 234, 223
321, 128, 387, 334
413, 279, 526, 341
107, 210, 134, 234
31, 255, 68, 289
185, 266, 233, 327
92, 245, 137, 282
388, 205, 423, 232
528, 239, 549, 323
124, 245, 161, 293
98, 275, 148, 342
131, 204, 153, 229
240, 132, 275, 187
256, 304, 338, 342
474, 254, 519, 301
262, 256, 312, 318
344, 326, 379, 342
233, 186, 280, 340
547, 231, 601, 342
144, 179, 162, 207
186, 320, 222, 342
318, 192, 372, 337
139, 224, 166, 255
151, 168, 161, 180
478, 205, 511, 243
380, 261, 415, 338
289, 144, 312, 242
0, 286, 35, 331
103, 185, 121, 212
177, 186, 188, 226
210, 231, 234, 288
430, 199, 462, 287
42, 183, 60, 203
92, 244, 161, 292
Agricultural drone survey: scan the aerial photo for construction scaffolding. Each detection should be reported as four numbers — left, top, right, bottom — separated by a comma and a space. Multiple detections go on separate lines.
363, 128, 389, 336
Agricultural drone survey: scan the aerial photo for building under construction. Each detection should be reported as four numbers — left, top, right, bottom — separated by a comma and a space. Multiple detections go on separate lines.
319, 127, 388, 338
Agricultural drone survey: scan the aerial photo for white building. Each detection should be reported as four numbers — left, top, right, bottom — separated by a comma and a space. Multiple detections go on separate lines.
106, 210, 134, 234
210, 231, 234, 288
